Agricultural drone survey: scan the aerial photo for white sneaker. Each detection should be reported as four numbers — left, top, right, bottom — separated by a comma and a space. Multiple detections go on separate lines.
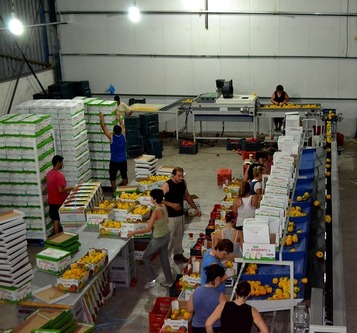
160, 281, 173, 288
144, 280, 156, 289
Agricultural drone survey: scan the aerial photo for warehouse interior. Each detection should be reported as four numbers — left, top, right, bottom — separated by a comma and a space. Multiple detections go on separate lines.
0, 0, 356, 332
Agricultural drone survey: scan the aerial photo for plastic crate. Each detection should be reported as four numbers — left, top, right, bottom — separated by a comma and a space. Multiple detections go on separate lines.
124, 116, 141, 128
217, 168, 232, 186
179, 142, 198, 155
144, 138, 163, 151
242, 139, 261, 151
226, 139, 242, 151
242, 150, 257, 160
127, 136, 144, 147
169, 275, 183, 298
145, 148, 163, 159
140, 113, 159, 136
149, 297, 176, 333
127, 145, 145, 158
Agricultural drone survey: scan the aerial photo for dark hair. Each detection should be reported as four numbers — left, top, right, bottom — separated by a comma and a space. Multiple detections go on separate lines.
204, 264, 225, 284
235, 281, 251, 298
276, 85, 284, 92
52, 155, 64, 167
113, 125, 122, 135
265, 147, 276, 157
114, 95, 120, 103
225, 212, 235, 223
172, 167, 184, 175
255, 151, 268, 161
150, 189, 164, 204
215, 239, 234, 253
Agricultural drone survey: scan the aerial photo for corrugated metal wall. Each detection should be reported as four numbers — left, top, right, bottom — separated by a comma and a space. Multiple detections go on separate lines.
0, 0, 50, 82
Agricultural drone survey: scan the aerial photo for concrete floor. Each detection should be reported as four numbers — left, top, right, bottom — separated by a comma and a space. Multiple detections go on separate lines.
1, 137, 356, 333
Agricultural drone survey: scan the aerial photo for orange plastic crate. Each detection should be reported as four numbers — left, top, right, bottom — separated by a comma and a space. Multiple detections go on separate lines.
149, 297, 176, 333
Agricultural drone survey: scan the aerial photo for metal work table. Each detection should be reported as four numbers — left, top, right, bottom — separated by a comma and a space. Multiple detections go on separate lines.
256, 105, 322, 137
19, 226, 130, 309
190, 94, 258, 142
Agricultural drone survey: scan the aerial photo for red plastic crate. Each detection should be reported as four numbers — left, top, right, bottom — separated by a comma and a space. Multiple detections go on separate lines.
217, 168, 232, 186
149, 297, 176, 333
242, 150, 257, 160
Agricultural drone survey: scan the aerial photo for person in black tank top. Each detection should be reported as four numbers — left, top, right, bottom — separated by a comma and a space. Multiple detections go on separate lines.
162, 167, 202, 263
206, 281, 269, 333
271, 84, 290, 131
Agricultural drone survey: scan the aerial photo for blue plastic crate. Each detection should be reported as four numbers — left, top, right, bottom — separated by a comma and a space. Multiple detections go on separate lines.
299, 148, 316, 174
289, 207, 310, 223
287, 220, 310, 235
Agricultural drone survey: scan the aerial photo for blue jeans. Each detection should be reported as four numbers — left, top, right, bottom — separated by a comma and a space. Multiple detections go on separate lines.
143, 232, 173, 284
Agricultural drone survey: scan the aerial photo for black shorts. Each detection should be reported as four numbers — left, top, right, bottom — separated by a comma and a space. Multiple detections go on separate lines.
109, 160, 128, 181
49, 204, 62, 221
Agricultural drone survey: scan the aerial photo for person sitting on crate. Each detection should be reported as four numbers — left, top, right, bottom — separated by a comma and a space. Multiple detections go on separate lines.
127, 189, 174, 290
271, 84, 290, 132
242, 150, 267, 182
186, 264, 226, 333
212, 212, 241, 257
99, 112, 128, 191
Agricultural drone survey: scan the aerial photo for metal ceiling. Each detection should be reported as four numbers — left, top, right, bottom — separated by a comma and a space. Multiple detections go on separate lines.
0, 0, 51, 82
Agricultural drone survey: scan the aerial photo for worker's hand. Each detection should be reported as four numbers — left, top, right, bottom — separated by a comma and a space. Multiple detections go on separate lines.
127, 231, 134, 238
172, 203, 183, 211
99, 112, 104, 119
194, 209, 202, 217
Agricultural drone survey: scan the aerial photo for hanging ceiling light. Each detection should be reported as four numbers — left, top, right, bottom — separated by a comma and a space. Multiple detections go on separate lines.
128, 1, 141, 23
8, 12, 24, 35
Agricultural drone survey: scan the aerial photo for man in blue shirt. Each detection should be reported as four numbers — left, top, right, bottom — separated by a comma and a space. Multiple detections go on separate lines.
100, 112, 128, 191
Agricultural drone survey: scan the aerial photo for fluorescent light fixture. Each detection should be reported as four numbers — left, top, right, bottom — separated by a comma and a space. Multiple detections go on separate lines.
128, 2, 141, 23
8, 13, 24, 35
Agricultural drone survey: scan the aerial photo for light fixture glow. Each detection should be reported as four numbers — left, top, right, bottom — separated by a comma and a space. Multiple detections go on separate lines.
128, 4, 141, 23
8, 14, 24, 35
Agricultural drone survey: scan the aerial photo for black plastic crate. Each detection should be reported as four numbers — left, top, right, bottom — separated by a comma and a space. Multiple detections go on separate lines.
144, 138, 163, 151
127, 136, 144, 147
127, 145, 145, 158
226, 139, 242, 151
72, 81, 91, 97
125, 129, 142, 140
145, 148, 162, 159
48, 82, 75, 99
124, 116, 141, 128
190, 238, 205, 256
140, 113, 159, 136
169, 274, 183, 298
241, 139, 261, 151
179, 142, 198, 155
139, 113, 158, 125
129, 98, 146, 106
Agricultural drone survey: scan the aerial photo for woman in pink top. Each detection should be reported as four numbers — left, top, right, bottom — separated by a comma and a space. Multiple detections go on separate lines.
232, 182, 258, 248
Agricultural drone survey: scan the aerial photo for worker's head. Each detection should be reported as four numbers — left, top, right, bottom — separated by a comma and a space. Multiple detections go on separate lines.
253, 166, 266, 180
225, 212, 235, 224
204, 264, 225, 285
150, 188, 164, 204
214, 239, 234, 260
265, 147, 276, 160
114, 95, 120, 104
171, 167, 184, 183
255, 151, 268, 164
113, 125, 122, 135
235, 281, 251, 298
276, 85, 284, 92
238, 181, 251, 198
52, 155, 64, 168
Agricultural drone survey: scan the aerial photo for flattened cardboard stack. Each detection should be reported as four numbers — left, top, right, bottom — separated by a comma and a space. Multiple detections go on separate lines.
134, 154, 158, 179
0, 210, 33, 302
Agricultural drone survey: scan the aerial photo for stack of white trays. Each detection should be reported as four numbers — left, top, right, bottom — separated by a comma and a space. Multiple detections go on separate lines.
134, 155, 158, 179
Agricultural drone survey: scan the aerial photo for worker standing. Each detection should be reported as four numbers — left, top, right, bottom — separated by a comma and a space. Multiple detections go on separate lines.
162, 167, 202, 263
271, 84, 290, 132
47, 155, 75, 234
99, 112, 128, 191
